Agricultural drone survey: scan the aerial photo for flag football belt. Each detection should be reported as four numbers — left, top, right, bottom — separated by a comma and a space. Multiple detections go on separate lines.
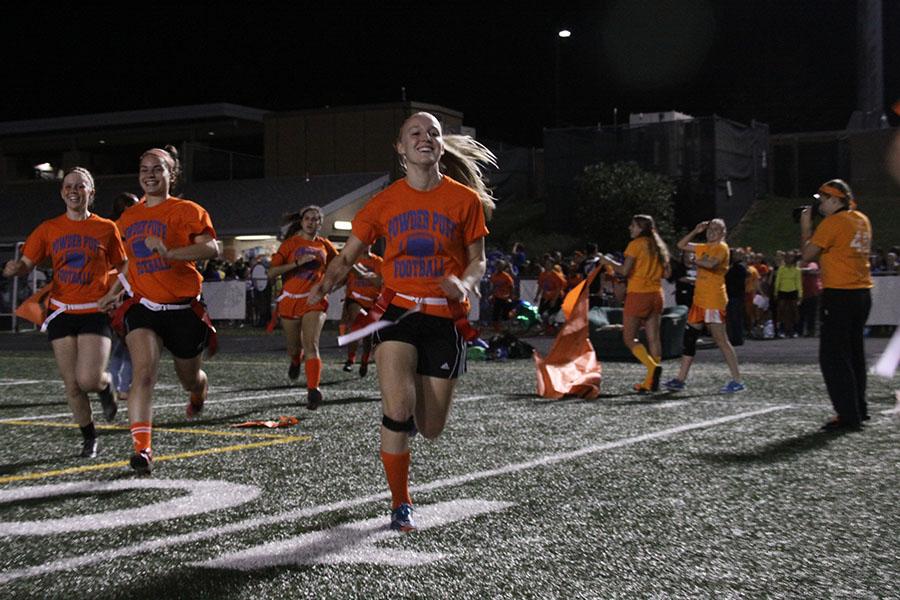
349, 290, 377, 303
110, 275, 218, 358
41, 299, 102, 332
338, 287, 479, 346
275, 290, 311, 303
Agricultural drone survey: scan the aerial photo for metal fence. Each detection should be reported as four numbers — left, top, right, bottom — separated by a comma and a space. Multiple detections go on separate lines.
0, 242, 45, 332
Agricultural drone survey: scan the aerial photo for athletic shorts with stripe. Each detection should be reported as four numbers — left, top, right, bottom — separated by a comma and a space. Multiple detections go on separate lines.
374, 304, 467, 379
687, 304, 726, 325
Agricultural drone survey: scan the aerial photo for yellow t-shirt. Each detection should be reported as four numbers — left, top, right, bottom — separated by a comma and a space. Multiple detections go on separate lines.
809, 210, 873, 290
693, 241, 729, 310
624, 237, 664, 293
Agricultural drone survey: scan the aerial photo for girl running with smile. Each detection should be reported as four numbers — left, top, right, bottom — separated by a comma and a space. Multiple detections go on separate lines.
309, 112, 495, 531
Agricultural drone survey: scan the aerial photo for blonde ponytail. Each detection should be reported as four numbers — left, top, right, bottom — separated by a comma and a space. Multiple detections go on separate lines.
440, 134, 497, 221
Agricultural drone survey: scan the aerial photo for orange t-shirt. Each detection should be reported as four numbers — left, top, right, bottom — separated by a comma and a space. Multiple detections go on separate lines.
692, 241, 729, 310
491, 271, 515, 300
745, 265, 760, 295
538, 270, 566, 301
22, 213, 126, 312
352, 177, 489, 317
810, 210, 873, 290
271, 235, 338, 295
624, 237, 664, 294
346, 253, 384, 306
117, 196, 216, 303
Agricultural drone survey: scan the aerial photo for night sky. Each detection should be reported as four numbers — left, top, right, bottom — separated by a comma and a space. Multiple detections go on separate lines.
2, 2, 898, 146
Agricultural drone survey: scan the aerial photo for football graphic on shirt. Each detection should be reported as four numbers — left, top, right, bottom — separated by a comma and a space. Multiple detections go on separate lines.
63, 251, 86, 269
293, 248, 322, 271
403, 233, 443, 258
132, 238, 154, 258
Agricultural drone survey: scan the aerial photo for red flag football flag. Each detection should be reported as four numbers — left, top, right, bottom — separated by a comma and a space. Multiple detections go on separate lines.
534, 266, 603, 399
14, 285, 51, 327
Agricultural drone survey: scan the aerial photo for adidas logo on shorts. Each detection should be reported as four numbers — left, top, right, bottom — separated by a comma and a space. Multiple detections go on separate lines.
441, 362, 450, 370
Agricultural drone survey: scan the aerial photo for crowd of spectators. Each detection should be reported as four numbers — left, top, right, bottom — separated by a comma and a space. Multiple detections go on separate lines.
480, 240, 899, 340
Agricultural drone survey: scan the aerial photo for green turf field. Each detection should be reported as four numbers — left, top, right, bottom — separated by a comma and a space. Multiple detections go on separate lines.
0, 348, 897, 599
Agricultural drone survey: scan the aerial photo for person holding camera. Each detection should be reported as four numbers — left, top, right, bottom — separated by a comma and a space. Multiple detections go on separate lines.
799, 179, 872, 431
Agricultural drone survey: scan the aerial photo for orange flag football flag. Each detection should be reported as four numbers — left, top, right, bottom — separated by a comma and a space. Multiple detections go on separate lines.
14, 285, 51, 327
534, 265, 603, 399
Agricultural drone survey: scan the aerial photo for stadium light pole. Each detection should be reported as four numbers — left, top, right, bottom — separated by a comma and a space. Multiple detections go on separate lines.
555, 28, 572, 127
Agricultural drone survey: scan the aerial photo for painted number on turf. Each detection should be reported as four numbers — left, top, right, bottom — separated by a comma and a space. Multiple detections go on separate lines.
0, 479, 260, 535
194, 499, 514, 569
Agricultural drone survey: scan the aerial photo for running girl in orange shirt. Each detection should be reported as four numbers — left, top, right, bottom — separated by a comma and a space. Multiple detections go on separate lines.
3, 167, 126, 459
341, 246, 383, 377
599, 214, 670, 392
268, 206, 337, 409
112, 146, 219, 474
664, 219, 744, 393
309, 112, 494, 532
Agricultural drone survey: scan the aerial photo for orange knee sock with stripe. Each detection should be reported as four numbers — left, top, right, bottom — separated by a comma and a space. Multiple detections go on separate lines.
305, 358, 322, 389
381, 450, 412, 509
130, 421, 152, 455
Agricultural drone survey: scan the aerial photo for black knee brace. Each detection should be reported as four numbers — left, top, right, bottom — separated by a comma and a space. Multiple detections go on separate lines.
382, 414, 415, 433
683, 325, 701, 357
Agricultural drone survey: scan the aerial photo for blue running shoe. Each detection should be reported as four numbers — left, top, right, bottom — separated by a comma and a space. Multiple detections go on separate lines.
663, 378, 685, 391
390, 503, 416, 532
720, 380, 746, 393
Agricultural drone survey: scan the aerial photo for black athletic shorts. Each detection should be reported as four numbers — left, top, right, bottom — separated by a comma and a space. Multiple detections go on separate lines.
46, 312, 112, 343
374, 304, 466, 379
124, 302, 209, 359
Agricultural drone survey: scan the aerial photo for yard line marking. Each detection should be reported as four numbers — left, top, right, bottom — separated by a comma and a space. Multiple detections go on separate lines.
0, 389, 307, 421
455, 395, 493, 403
0, 379, 44, 386
0, 405, 789, 583
0, 435, 308, 485
0, 419, 300, 439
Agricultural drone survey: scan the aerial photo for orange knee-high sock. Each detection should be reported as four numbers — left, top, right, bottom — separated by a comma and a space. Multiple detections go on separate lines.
630, 343, 658, 370
130, 421, 152, 454
347, 349, 356, 364
630, 343, 659, 384
360, 351, 370, 365
305, 358, 322, 389
381, 450, 412, 509
290, 353, 302, 366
